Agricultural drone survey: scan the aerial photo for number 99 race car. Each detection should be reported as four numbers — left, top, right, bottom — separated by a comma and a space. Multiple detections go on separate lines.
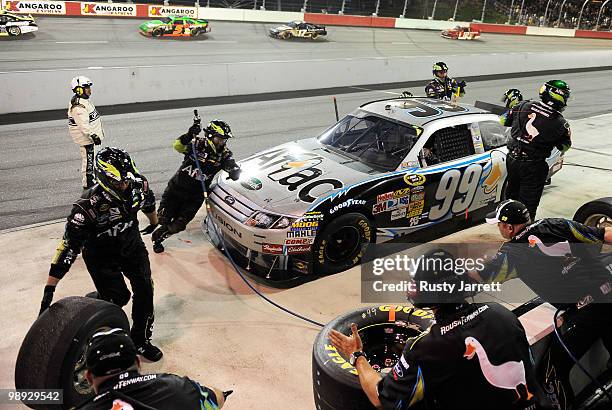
138, 16, 210, 37
441, 25, 481, 40
207, 97, 563, 286
269, 20, 327, 40
0, 9, 38, 37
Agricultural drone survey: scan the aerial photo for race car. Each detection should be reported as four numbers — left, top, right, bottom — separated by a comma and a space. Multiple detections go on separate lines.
269, 21, 327, 40
441, 25, 481, 40
0, 9, 38, 37
138, 16, 210, 38
207, 97, 563, 284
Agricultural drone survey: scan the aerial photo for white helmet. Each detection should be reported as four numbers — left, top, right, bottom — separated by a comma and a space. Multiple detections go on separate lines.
70, 76, 93, 95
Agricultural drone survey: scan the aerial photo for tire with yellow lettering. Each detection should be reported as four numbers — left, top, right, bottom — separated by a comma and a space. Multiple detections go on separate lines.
15, 296, 129, 409
572, 197, 612, 229
312, 304, 433, 409
313, 213, 373, 275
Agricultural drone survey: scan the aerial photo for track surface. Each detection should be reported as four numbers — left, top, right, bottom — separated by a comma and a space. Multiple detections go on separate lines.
2, 71, 612, 230
2, 18, 612, 71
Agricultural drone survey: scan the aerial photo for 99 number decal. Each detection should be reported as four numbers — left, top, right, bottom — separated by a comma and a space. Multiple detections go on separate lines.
429, 163, 483, 221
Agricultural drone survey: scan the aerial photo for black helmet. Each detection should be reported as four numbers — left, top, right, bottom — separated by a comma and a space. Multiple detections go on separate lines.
95, 147, 139, 201
407, 249, 469, 309
539, 80, 570, 112
432, 61, 448, 77
204, 119, 233, 139
501, 88, 523, 109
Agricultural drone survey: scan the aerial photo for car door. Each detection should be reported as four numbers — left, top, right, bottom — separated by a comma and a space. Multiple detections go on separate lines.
172, 19, 184, 35
417, 116, 507, 225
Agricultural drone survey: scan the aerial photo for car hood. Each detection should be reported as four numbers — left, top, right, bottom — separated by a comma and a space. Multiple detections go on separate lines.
272, 25, 292, 31
217, 138, 377, 216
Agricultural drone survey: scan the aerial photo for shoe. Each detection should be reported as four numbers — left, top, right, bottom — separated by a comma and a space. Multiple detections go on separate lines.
85, 291, 100, 299
545, 178, 552, 186
153, 241, 165, 253
136, 341, 163, 362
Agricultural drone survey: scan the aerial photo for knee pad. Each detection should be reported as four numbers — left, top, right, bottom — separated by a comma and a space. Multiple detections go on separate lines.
167, 217, 188, 234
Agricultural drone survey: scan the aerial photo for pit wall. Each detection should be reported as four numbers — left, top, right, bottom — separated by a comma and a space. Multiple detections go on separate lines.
2, 0, 612, 39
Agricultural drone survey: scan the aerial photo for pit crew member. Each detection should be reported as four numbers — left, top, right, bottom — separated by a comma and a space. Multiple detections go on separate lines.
39, 147, 163, 362
424, 62, 467, 101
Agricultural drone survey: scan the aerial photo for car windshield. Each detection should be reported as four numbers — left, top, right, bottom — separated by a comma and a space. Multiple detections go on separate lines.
318, 114, 421, 171
287, 21, 299, 27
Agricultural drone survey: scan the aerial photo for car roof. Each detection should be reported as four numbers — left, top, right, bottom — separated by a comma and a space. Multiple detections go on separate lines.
358, 97, 491, 127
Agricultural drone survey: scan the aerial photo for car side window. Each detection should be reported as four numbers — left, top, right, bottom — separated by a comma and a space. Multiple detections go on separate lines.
478, 121, 509, 151
174, 20, 184, 26
422, 124, 475, 166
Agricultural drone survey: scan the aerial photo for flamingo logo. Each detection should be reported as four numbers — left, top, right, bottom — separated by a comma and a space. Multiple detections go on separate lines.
527, 235, 571, 257
524, 113, 540, 142
464, 337, 533, 401
111, 399, 134, 410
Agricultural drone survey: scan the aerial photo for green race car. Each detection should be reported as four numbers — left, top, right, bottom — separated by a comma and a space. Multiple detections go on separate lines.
139, 16, 211, 38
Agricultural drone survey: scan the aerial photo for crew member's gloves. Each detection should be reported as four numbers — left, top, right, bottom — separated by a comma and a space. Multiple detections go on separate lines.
401, 91, 413, 98
140, 223, 158, 235
457, 80, 467, 90
39, 285, 56, 316
228, 167, 241, 181
188, 123, 202, 137
91, 134, 101, 145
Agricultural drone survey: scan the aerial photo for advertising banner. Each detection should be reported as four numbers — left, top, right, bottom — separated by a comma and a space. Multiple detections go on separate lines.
1, 0, 66, 15
148, 5, 196, 18
80, 2, 136, 17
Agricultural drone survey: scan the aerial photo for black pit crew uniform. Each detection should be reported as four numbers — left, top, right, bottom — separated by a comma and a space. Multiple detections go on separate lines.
424, 77, 466, 100
480, 218, 612, 402
377, 302, 547, 409
79, 370, 221, 410
500, 100, 571, 219
152, 130, 239, 246
48, 180, 157, 346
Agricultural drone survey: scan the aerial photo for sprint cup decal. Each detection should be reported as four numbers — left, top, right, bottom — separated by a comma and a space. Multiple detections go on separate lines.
1, 0, 65, 14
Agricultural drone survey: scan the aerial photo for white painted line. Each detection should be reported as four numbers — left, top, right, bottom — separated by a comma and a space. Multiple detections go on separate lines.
391, 42, 416, 45
87, 66, 104, 69
55, 41, 109, 44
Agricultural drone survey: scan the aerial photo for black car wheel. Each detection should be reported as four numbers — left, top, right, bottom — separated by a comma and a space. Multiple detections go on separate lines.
573, 197, 612, 229
14, 296, 130, 409
311, 33, 318, 40
280, 31, 291, 40
313, 305, 433, 409
314, 213, 373, 275
190, 28, 200, 37
152, 28, 163, 37
8, 26, 21, 36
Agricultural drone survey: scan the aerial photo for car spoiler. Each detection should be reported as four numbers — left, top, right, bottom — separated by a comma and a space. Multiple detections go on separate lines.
474, 100, 506, 115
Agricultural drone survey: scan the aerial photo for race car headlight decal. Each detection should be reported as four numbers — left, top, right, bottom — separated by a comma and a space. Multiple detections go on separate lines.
271, 216, 296, 230
245, 212, 278, 229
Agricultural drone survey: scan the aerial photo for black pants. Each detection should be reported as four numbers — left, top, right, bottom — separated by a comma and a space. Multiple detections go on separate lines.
83, 245, 154, 345
505, 156, 549, 220
157, 186, 204, 237
551, 303, 612, 401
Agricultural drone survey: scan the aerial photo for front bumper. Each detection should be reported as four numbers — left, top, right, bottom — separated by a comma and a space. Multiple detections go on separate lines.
206, 184, 315, 287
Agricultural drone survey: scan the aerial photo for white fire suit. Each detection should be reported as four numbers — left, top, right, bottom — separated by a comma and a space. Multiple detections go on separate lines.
68, 95, 105, 188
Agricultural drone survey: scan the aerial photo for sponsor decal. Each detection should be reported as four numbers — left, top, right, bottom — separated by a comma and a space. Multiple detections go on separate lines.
286, 245, 311, 254
73, 213, 85, 222
377, 192, 393, 203
212, 212, 242, 238
287, 229, 317, 239
81, 2, 136, 16
409, 200, 424, 211
241, 148, 343, 203
109, 207, 122, 221
241, 177, 262, 191
400, 161, 419, 169
408, 216, 420, 227
481, 151, 505, 194
373, 198, 399, 215
148, 5, 196, 17
303, 211, 324, 220
97, 220, 134, 238
325, 344, 358, 375
398, 195, 410, 208
100, 203, 110, 212
403, 173, 426, 187
393, 362, 404, 378
3, 0, 65, 14
223, 195, 236, 206
292, 260, 309, 274
262, 243, 283, 254
410, 192, 425, 202
284, 237, 315, 245
329, 199, 366, 215
411, 185, 424, 193
393, 188, 411, 198
390, 208, 406, 221
407, 208, 423, 218
291, 220, 319, 229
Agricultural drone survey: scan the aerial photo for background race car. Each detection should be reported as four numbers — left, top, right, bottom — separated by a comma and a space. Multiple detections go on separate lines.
269, 21, 327, 40
207, 97, 564, 285
139, 16, 211, 38
0, 10, 38, 37
441, 26, 481, 40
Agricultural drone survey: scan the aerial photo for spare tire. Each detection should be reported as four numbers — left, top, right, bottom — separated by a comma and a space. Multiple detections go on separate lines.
15, 296, 130, 409
312, 304, 434, 409
572, 197, 612, 229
